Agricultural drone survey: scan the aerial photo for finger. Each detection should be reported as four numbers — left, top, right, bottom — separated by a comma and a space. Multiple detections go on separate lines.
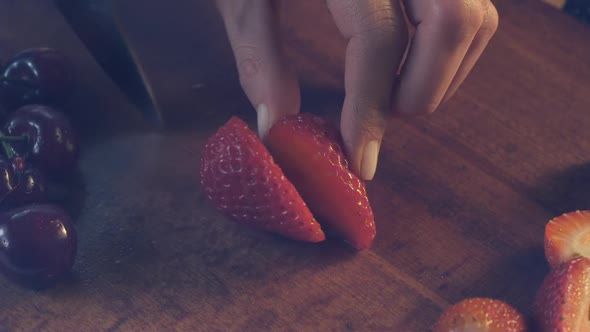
394, 0, 484, 115
442, 0, 499, 102
216, 0, 299, 138
326, 0, 409, 180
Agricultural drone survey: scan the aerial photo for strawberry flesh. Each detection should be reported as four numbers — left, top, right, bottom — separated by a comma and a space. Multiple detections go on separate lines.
545, 210, 590, 268
532, 256, 590, 332
434, 297, 527, 332
266, 113, 376, 250
200, 116, 325, 243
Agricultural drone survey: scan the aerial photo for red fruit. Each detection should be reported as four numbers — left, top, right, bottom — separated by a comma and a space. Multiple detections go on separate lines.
200, 116, 325, 243
532, 256, 590, 332
434, 297, 527, 332
3, 104, 79, 174
266, 113, 375, 249
0, 204, 77, 284
544, 210, 590, 268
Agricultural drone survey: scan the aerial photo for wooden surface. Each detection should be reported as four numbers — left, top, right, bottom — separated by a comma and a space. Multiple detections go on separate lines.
1, 0, 590, 330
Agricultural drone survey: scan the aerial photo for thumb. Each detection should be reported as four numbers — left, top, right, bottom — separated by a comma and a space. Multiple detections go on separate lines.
217, 0, 300, 138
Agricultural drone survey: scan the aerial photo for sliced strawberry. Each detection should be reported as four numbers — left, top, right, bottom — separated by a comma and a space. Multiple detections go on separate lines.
199, 116, 325, 243
266, 113, 376, 250
544, 210, 590, 268
532, 256, 590, 332
434, 297, 527, 332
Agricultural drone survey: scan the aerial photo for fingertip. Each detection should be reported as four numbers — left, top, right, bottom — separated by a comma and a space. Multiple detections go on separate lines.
257, 81, 301, 140
257, 104, 270, 139
360, 139, 381, 181
344, 136, 382, 181
341, 111, 384, 181
257, 91, 301, 140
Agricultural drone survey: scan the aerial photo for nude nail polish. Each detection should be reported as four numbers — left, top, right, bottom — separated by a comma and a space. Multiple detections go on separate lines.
361, 140, 380, 180
257, 104, 269, 138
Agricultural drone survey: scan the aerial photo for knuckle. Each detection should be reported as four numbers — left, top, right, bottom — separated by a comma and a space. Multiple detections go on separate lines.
349, 99, 388, 135
434, 0, 484, 42
358, 118, 386, 139
358, 4, 407, 43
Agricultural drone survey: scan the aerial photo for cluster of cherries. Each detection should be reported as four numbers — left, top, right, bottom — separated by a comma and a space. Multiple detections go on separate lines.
0, 47, 79, 287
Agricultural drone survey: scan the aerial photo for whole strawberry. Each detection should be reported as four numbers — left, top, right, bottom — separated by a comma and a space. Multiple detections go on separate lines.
532, 256, 590, 331
266, 113, 376, 250
200, 116, 325, 243
434, 297, 527, 332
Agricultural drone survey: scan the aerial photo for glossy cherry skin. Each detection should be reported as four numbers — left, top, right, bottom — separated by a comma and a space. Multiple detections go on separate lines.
0, 47, 74, 109
3, 104, 79, 174
0, 157, 47, 209
0, 158, 17, 202
4, 168, 47, 209
0, 204, 77, 283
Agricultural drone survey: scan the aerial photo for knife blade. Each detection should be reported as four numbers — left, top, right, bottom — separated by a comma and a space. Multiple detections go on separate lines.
53, 0, 162, 126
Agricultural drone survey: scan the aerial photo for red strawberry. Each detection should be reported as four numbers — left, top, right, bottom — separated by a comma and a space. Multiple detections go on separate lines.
544, 210, 590, 268
532, 256, 590, 332
199, 116, 325, 243
434, 297, 527, 332
265, 113, 376, 250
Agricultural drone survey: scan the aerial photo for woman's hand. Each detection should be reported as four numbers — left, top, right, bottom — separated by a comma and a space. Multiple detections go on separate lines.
216, 0, 498, 180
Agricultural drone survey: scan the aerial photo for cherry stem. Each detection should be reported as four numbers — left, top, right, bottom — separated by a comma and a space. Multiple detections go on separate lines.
0, 135, 27, 142
0, 132, 25, 159
0, 140, 14, 160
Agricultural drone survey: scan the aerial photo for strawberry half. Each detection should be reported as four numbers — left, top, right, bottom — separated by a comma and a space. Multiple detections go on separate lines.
199, 116, 325, 243
266, 113, 376, 250
544, 210, 590, 268
532, 256, 590, 331
434, 297, 527, 332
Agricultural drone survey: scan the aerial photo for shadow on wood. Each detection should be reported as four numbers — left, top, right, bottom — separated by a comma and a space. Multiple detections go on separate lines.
534, 162, 590, 215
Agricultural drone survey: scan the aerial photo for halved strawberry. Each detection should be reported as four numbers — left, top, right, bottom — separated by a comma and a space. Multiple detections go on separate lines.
544, 210, 590, 268
199, 116, 325, 243
434, 297, 527, 332
532, 256, 590, 332
265, 113, 376, 249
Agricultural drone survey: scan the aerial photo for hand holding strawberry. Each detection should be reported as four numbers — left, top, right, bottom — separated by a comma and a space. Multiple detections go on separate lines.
200, 113, 376, 249
200, 116, 325, 243
266, 113, 376, 249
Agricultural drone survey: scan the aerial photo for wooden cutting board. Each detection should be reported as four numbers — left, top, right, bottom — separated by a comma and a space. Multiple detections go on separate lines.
0, 0, 589, 330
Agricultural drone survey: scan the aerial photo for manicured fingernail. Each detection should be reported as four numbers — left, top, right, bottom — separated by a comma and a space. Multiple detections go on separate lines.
361, 140, 380, 180
257, 104, 269, 138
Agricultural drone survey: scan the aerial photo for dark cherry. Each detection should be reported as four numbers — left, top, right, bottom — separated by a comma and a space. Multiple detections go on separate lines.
0, 47, 74, 109
3, 104, 79, 174
0, 204, 77, 284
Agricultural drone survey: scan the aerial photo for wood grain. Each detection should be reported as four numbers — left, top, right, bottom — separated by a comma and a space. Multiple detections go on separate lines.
0, 0, 589, 330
